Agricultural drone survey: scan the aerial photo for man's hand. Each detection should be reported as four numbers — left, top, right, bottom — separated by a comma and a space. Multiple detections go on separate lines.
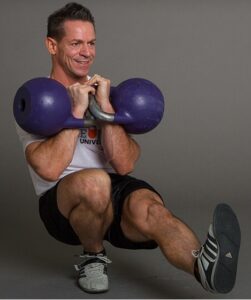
67, 83, 96, 118
87, 74, 113, 112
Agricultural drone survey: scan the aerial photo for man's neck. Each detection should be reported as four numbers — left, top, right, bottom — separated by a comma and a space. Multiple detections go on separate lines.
50, 69, 88, 87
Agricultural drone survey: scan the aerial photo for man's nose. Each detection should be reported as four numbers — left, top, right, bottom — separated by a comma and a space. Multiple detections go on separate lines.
80, 43, 90, 56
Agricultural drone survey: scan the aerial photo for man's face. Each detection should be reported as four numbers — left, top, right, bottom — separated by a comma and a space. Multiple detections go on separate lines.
54, 20, 96, 80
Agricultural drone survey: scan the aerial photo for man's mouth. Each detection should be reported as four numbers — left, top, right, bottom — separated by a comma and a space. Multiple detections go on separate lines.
75, 59, 90, 65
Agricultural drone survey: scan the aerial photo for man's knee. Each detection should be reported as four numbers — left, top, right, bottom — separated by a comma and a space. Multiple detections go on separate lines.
122, 190, 170, 235
69, 169, 112, 213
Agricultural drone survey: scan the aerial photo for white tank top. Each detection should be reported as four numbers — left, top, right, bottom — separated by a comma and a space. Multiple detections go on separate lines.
16, 123, 114, 196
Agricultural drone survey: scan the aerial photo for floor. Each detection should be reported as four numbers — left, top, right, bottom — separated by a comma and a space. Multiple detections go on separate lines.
0, 198, 250, 299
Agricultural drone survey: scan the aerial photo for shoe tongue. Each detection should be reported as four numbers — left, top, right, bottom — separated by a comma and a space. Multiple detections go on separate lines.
83, 249, 106, 256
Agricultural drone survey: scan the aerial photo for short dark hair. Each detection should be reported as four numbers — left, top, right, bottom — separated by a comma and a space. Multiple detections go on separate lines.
47, 2, 95, 41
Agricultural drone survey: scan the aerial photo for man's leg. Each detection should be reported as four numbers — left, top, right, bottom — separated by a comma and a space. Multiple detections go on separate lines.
56, 168, 113, 293
121, 189, 200, 274
121, 189, 241, 293
57, 168, 113, 252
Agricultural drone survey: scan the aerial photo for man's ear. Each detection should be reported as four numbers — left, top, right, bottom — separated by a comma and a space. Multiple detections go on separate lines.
45, 37, 58, 55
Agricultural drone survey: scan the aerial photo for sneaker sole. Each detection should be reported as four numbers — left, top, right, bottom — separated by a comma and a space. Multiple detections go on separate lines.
78, 282, 109, 294
78, 279, 109, 294
80, 287, 109, 294
212, 203, 241, 293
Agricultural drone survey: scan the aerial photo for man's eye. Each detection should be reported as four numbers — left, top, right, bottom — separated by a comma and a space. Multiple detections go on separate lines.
89, 41, 96, 47
72, 42, 79, 46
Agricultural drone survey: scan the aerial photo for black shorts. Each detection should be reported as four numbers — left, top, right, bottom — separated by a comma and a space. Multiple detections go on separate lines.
39, 173, 163, 250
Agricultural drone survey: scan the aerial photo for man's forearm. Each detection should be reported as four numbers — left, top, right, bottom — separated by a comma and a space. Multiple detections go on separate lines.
98, 95, 140, 175
25, 129, 80, 181
101, 123, 140, 175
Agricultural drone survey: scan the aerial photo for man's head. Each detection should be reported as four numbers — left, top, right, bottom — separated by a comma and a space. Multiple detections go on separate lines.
46, 3, 96, 84
47, 2, 95, 41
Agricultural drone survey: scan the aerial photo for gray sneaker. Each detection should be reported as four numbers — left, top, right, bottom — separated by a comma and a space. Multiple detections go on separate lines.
194, 203, 241, 293
74, 251, 112, 293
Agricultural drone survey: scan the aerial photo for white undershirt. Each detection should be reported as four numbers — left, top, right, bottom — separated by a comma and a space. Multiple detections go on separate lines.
15, 123, 114, 196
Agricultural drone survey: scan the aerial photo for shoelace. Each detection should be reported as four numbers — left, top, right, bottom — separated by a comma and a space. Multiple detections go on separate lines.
192, 248, 201, 258
74, 253, 112, 277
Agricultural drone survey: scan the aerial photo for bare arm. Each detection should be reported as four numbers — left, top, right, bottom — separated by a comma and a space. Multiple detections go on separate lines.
101, 120, 141, 175
88, 75, 140, 175
25, 129, 80, 181
25, 83, 95, 181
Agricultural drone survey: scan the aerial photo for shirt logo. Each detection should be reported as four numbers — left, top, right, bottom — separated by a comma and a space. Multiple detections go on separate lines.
87, 127, 97, 139
225, 252, 232, 258
79, 128, 101, 145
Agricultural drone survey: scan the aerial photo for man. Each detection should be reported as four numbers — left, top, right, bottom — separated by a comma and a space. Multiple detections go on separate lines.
16, 2, 241, 295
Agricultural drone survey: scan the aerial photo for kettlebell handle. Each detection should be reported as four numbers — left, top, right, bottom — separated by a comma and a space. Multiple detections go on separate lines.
88, 95, 130, 125
88, 95, 115, 123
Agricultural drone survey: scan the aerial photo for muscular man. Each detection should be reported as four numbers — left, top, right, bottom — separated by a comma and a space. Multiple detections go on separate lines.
15, 2, 241, 294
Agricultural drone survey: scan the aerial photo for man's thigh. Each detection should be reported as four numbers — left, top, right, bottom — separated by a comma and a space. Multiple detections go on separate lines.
105, 173, 163, 249
57, 168, 111, 218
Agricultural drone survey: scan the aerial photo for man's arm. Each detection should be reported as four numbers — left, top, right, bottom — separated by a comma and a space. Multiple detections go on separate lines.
102, 123, 140, 175
88, 75, 141, 175
25, 129, 80, 181
25, 82, 95, 181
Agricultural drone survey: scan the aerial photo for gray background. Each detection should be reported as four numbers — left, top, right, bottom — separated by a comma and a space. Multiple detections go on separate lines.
0, 0, 250, 298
